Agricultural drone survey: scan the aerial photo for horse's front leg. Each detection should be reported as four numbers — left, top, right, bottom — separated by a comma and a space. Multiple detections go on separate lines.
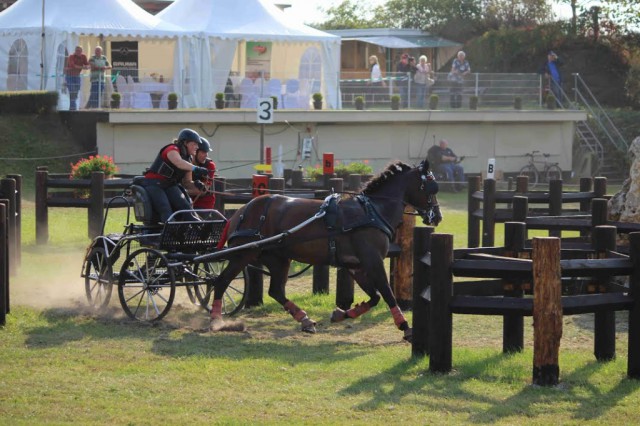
330, 268, 380, 321
262, 254, 316, 333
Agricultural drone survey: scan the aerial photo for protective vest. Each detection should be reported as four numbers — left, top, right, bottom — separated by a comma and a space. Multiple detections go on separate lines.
147, 143, 190, 185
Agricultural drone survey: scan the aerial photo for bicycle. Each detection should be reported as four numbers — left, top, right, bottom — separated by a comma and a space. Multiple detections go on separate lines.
518, 150, 562, 188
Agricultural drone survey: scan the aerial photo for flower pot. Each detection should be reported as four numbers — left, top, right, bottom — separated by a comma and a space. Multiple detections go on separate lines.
110, 100, 120, 109
313, 100, 322, 110
168, 100, 178, 110
356, 104, 364, 110
215, 99, 225, 109
391, 101, 400, 110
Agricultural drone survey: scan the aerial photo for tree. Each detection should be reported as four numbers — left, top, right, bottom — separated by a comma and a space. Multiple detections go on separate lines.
483, 0, 553, 29
316, 0, 377, 30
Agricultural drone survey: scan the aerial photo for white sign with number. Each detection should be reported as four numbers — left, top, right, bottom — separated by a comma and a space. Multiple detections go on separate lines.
257, 97, 274, 124
486, 158, 496, 179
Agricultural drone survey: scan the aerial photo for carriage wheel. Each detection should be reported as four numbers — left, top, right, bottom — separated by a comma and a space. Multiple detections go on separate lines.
190, 260, 249, 316
118, 248, 176, 322
519, 165, 539, 188
84, 246, 113, 310
545, 165, 562, 183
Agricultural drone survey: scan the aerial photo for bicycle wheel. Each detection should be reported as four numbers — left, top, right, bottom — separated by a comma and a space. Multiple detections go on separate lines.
518, 165, 539, 188
84, 246, 113, 310
545, 165, 562, 183
190, 260, 249, 316
118, 248, 175, 322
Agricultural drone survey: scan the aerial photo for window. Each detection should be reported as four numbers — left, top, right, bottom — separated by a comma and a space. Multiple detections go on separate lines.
7, 39, 28, 90
299, 47, 321, 81
55, 44, 68, 91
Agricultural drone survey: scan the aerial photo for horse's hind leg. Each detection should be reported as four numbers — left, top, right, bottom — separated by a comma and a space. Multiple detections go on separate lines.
330, 269, 380, 322
261, 254, 316, 333
209, 250, 255, 331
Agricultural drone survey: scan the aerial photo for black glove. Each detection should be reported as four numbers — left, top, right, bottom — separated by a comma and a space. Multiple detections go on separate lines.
192, 166, 209, 180
194, 180, 206, 192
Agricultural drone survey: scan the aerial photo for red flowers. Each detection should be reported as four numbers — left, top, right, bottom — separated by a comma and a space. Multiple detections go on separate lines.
70, 155, 118, 179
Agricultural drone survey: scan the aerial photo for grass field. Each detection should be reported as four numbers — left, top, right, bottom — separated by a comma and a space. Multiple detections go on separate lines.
2, 191, 640, 424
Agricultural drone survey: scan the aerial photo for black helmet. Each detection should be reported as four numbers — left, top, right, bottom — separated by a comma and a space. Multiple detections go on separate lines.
177, 128, 200, 144
198, 137, 212, 152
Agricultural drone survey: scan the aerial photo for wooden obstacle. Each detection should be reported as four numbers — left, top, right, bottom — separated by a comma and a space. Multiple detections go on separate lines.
412, 225, 640, 384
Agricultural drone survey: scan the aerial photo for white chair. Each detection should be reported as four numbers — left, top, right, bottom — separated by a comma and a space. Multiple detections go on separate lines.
238, 78, 258, 109
267, 78, 283, 106
115, 74, 130, 108
283, 79, 306, 109
128, 76, 153, 109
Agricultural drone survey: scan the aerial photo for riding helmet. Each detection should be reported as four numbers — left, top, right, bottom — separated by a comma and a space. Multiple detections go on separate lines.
198, 137, 212, 153
177, 128, 200, 144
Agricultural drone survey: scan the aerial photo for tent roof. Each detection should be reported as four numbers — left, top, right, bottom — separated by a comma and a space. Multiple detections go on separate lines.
0, 0, 187, 38
158, 0, 339, 43
327, 28, 461, 49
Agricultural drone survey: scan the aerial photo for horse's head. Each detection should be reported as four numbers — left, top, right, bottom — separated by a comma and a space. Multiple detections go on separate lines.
407, 159, 443, 226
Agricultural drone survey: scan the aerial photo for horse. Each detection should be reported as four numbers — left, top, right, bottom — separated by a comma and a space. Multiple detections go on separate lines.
207, 159, 442, 341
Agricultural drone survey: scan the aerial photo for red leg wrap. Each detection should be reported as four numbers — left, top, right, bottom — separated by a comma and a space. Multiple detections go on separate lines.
284, 300, 307, 322
390, 306, 407, 329
210, 299, 222, 319
346, 302, 371, 319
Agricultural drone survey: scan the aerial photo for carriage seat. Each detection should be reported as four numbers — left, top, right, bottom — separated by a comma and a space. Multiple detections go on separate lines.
130, 176, 161, 227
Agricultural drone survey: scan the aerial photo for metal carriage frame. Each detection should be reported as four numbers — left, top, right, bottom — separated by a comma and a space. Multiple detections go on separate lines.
81, 192, 250, 322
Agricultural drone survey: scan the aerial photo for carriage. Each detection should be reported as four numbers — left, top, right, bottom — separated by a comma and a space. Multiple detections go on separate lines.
81, 179, 249, 322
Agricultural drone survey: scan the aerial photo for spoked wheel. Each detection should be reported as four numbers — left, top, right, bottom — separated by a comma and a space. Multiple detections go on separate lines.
189, 260, 249, 316
545, 165, 562, 183
519, 165, 539, 188
84, 246, 113, 310
118, 248, 176, 322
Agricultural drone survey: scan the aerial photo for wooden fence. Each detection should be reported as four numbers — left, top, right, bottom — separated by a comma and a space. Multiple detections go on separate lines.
412, 225, 640, 384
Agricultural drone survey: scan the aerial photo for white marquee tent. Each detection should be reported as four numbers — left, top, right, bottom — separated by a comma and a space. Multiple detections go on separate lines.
158, 0, 341, 109
0, 0, 194, 106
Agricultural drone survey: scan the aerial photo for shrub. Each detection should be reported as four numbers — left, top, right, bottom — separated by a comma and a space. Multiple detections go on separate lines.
354, 96, 365, 109
514, 96, 522, 110
429, 94, 439, 110
469, 95, 478, 110
168, 92, 178, 101
215, 92, 224, 101
111, 92, 121, 101
0, 91, 58, 114
70, 155, 118, 180
306, 161, 373, 181
312, 92, 323, 102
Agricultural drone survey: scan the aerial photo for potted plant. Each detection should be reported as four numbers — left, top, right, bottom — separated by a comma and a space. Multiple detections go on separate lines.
390, 94, 400, 110
546, 93, 556, 110
429, 94, 439, 110
514, 96, 523, 110
167, 92, 178, 110
110, 92, 121, 109
354, 96, 365, 110
271, 95, 278, 110
215, 92, 225, 109
469, 95, 478, 110
312, 92, 323, 110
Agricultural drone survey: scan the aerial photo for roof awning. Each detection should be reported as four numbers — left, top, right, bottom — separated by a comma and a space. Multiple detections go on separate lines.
343, 35, 461, 49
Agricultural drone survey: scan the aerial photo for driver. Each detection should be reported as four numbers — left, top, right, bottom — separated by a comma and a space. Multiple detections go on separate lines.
140, 128, 209, 223
427, 139, 465, 192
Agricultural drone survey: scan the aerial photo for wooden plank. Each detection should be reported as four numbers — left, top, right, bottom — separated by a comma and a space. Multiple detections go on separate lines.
562, 293, 634, 314
450, 296, 532, 315
466, 253, 532, 263
453, 246, 505, 257
452, 259, 531, 279
453, 279, 504, 296
560, 258, 633, 276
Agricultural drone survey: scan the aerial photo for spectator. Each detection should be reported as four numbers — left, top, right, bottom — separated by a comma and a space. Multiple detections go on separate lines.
427, 139, 465, 192
396, 53, 413, 108
64, 46, 89, 111
86, 46, 111, 108
414, 55, 434, 109
449, 51, 470, 109
189, 137, 216, 211
368, 55, 385, 87
140, 128, 209, 223
540, 51, 563, 106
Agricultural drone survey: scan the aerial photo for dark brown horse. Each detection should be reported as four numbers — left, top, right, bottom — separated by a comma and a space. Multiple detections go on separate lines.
208, 159, 441, 341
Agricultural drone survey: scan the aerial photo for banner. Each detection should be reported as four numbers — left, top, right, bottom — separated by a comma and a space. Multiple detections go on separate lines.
245, 41, 272, 79
111, 41, 139, 82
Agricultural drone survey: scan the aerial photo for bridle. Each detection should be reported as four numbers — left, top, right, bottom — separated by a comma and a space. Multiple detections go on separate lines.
409, 160, 441, 225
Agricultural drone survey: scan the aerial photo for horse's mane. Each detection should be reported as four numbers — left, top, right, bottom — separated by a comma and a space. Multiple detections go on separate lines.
361, 161, 413, 195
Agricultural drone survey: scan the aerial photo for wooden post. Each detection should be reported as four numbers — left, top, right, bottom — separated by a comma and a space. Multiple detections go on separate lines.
348, 174, 362, 192
35, 168, 49, 245
335, 268, 354, 310
512, 196, 528, 222
429, 233, 454, 373
0, 203, 6, 325
392, 209, 415, 308
593, 225, 617, 361
516, 175, 529, 193
467, 176, 481, 248
579, 177, 592, 237
291, 169, 303, 188
482, 178, 496, 247
6, 174, 21, 268
412, 226, 434, 358
88, 172, 105, 239
628, 232, 640, 378
548, 179, 562, 238
0, 179, 16, 274
245, 263, 264, 308
214, 177, 226, 213
591, 198, 608, 228
532, 237, 562, 386
312, 264, 330, 294
329, 178, 343, 194
269, 177, 285, 195
503, 222, 526, 353
593, 177, 607, 198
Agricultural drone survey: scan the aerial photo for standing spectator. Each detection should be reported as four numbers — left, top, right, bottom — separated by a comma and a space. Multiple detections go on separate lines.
449, 51, 470, 109
414, 55, 434, 109
87, 46, 111, 108
427, 139, 465, 192
368, 55, 385, 105
540, 51, 563, 106
64, 46, 89, 111
189, 137, 216, 211
396, 53, 413, 108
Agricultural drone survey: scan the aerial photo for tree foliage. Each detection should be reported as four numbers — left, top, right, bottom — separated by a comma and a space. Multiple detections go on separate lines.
315, 0, 380, 30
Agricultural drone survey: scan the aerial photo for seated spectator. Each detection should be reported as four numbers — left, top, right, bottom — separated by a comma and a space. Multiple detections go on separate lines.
427, 139, 465, 191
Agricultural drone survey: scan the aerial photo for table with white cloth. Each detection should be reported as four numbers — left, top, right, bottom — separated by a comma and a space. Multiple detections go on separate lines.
137, 81, 171, 108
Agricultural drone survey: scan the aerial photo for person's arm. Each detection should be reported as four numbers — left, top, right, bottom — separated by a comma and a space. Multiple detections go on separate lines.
166, 149, 195, 172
